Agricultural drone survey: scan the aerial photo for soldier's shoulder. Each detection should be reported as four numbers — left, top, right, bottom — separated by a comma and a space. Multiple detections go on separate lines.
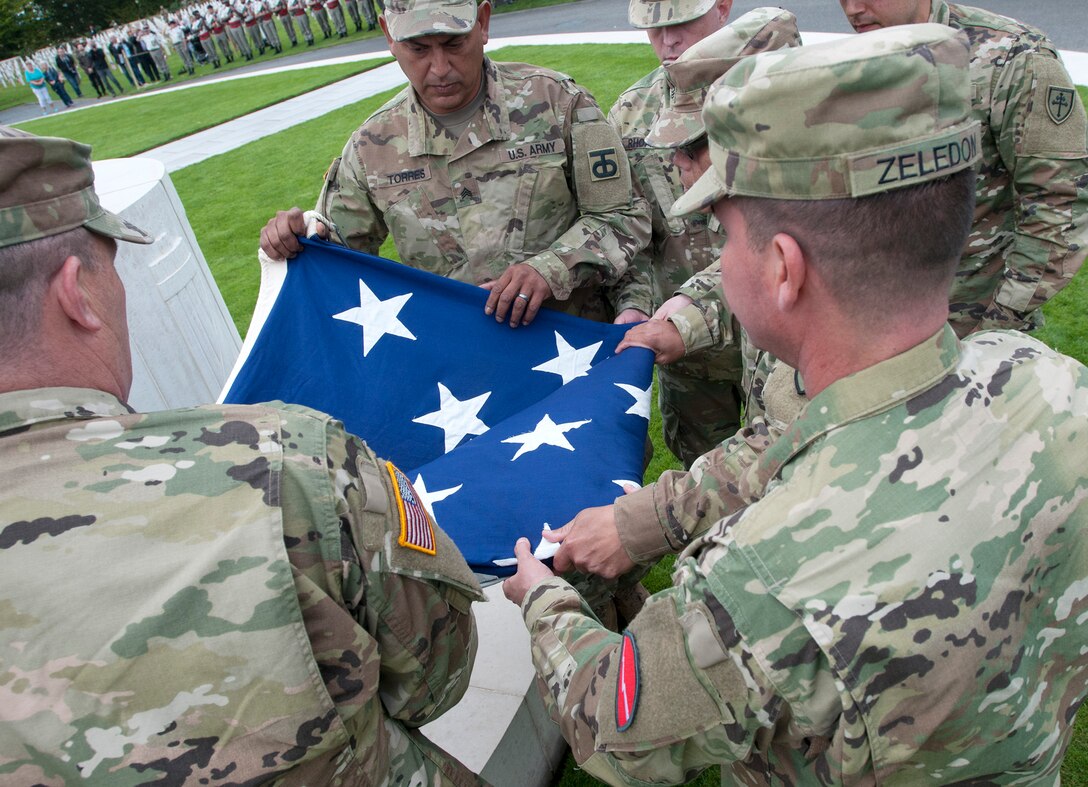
175, 400, 338, 440
608, 66, 667, 130
947, 3, 1053, 52
620, 66, 668, 98
358, 85, 413, 129
492, 59, 576, 87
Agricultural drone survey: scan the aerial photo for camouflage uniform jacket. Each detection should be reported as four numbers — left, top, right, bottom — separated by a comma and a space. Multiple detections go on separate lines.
934, 1, 1088, 335
523, 327, 1088, 785
614, 354, 804, 564
608, 69, 740, 353
665, 254, 739, 356
318, 58, 651, 322
0, 388, 484, 785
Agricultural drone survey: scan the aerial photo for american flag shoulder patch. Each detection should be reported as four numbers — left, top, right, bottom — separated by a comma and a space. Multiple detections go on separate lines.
385, 461, 437, 555
616, 630, 640, 731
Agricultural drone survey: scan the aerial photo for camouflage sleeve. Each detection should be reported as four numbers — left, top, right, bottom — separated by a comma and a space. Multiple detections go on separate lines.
615, 360, 806, 562
601, 112, 663, 318
614, 420, 776, 563
521, 89, 652, 301
669, 264, 735, 356
326, 421, 484, 726
606, 261, 654, 317
979, 50, 1088, 331
520, 566, 785, 784
316, 137, 390, 255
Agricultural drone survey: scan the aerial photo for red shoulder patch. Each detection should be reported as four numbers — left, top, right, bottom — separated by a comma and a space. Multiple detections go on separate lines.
616, 630, 640, 731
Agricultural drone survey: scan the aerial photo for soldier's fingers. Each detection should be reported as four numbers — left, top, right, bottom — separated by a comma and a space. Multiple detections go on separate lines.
508, 285, 530, 327
260, 222, 293, 262
484, 273, 513, 319
542, 522, 571, 543
551, 542, 572, 574
285, 206, 308, 235
514, 537, 534, 561
520, 288, 545, 326
263, 210, 303, 260
494, 282, 519, 324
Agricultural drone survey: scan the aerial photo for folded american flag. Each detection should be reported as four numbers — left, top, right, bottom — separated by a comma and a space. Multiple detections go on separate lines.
222, 238, 652, 574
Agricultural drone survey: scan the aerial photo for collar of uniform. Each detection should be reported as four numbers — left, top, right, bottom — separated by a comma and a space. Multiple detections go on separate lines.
406, 58, 509, 157
0, 387, 131, 436
930, 0, 951, 26
757, 324, 961, 485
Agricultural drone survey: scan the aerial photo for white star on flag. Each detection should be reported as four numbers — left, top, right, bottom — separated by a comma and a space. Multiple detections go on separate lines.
412, 383, 491, 453
332, 278, 416, 357
532, 332, 603, 385
502, 414, 591, 460
616, 381, 652, 420
412, 473, 463, 519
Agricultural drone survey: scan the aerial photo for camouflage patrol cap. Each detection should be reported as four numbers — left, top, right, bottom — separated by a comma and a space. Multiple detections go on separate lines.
629, 0, 716, 29
0, 126, 151, 250
384, 0, 478, 41
671, 24, 983, 214
647, 7, 801, 149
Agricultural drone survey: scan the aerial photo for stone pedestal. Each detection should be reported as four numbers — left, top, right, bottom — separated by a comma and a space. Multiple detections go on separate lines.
422, 582, 567, 786
92, 158, 241, 412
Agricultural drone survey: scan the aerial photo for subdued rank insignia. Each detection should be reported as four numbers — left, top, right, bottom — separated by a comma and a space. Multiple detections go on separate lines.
588, 147, 621, 181
615, 630, 640, 731
454, 176, 481, 207
386, 462, 436, 555
1047, 86, 1076, 124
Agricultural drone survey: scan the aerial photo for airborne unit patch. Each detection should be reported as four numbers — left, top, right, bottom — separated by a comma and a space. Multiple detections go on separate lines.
386, 462, 436, 555
616, 630, 640, 731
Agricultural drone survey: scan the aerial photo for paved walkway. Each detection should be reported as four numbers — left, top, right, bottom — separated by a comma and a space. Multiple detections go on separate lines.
8, 28, 1087, 172
141, 31, 1088, 173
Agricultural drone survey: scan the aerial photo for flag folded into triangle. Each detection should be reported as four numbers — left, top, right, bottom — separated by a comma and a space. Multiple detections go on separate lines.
222, 238, 653, 573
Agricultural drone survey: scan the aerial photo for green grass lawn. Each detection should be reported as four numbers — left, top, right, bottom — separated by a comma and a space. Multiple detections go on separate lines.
13, 58, 391, 158
62, 43, 1088, 787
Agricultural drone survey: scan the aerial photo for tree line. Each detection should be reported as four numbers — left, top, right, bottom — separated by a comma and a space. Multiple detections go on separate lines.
1, 0, 182, 58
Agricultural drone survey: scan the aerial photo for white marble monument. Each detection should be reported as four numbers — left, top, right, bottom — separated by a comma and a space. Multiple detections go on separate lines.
92, 157, 241, 412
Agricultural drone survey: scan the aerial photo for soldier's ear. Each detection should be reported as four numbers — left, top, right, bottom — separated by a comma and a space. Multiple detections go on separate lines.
477, 1, 492, 41
377, 14, 393, 45
53, 256, 104, 333
770, 232, 805, 314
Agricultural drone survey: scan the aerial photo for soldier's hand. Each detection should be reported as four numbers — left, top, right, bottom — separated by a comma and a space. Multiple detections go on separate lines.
653, 293, 694, 320
616, 319, 686, 364
260, 207, 325, 261
613, 308, 649, 325
503, 537, 555, 606
482, 263, 552, 328
546, 501, 635, 580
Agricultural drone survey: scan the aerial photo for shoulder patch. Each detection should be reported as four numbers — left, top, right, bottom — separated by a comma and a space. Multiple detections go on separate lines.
1022, 55, 1087, 156
385, 462, 436, 555
616, 630, 640, 731
588, 147, 621, 181
1047, 85, 1077, 125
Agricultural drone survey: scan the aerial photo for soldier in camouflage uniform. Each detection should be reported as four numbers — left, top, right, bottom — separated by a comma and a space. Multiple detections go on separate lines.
505, 26, 1088, 784
0, 126, 485, 785
545, 11, 805, 583
841, 0, 1088, 337
576, 0, 1088, 578
607, 0, 744, 468
261, 0, 649, 328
